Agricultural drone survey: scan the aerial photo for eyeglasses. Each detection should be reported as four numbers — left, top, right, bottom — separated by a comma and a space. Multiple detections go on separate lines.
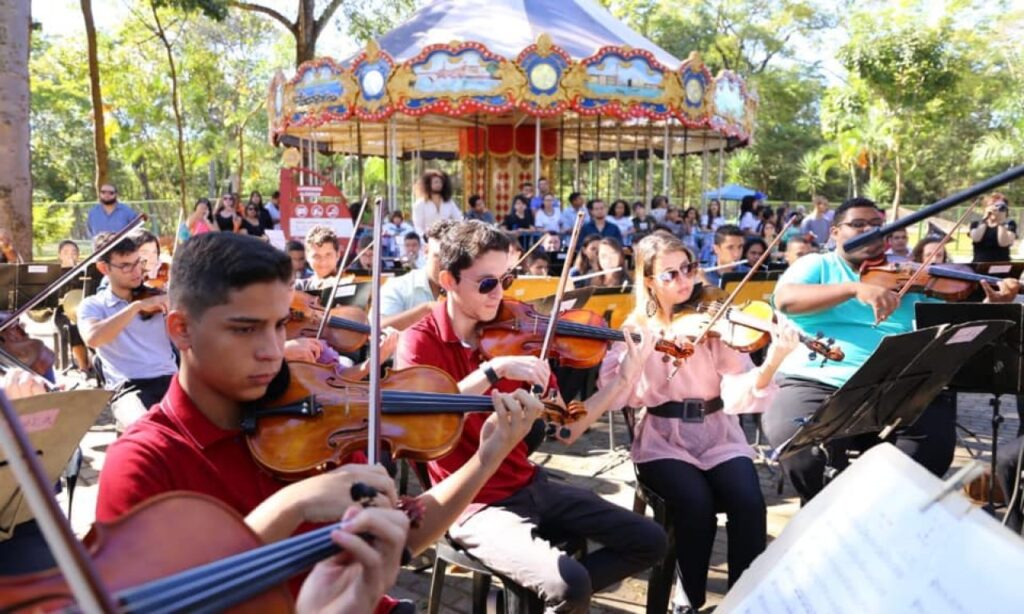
838, 219, 884, 230
652, 263, 698, 283
108, 258, 144, 273
475, 273, 514, 294
100, 190, 116, 195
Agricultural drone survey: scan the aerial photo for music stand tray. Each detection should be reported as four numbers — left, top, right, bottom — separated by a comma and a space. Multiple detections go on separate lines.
0, 265, 17, 311
779, 320, 1013, 461
319, 281, 372, 309
527, 286, 595, 315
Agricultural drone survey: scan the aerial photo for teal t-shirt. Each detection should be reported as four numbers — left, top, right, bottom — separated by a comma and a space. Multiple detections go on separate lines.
773, 252, 940, 388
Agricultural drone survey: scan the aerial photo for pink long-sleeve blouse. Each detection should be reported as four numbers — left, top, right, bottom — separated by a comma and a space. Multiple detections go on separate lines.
598, 322, 777, 470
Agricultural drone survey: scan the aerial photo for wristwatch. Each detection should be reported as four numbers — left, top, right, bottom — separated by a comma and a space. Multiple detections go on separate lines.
481, 361, 501, 386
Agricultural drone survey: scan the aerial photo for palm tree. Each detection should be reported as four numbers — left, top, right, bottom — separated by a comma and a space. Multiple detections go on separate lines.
795, 148, 837, 198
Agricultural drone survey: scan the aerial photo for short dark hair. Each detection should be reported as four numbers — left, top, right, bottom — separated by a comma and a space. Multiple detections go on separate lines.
131, 229, 159, 253
714, 224, 744, 245
58, 239, 79, 253
468, 194, 482, 208
437, 220, 510, 281
170, 233, 292, 319
586, 198, 604, 211
404, 232, 421, 245
271, 191, 281, 200
93, 232, 137, 264
742, 237, 768, 260
526, 251, 550, 267
833, 197, 880, 225
420, 169, 453, 202
651, 195, 668, 209
285, 239, 305, 253
568, 191, 583, 204
357, 233, 374, 249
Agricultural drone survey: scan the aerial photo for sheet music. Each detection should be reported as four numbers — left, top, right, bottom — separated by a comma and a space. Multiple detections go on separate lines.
719, 444, 1024, 614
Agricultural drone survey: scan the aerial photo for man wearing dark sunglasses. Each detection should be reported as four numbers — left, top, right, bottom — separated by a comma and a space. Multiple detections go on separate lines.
87, 183, 139, 238
396, 220, 666, 613
763, 197, 1020, 503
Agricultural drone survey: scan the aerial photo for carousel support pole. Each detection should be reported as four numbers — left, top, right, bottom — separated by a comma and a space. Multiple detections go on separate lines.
575, 115, 582, 191
390, 118, 399, 215
681, 127, 688, 204
700, 132, 709, 212
614, 121, 622, 201
356, 121, 364, 200
483, 123, 490, 208
646, 123, 654, 205
473, 115, 480, 205
534, 114, 542, 189
662, 120, 672, 203
558, 116, 565, 202
632, 127, 639, 202
595, 115, 602, 200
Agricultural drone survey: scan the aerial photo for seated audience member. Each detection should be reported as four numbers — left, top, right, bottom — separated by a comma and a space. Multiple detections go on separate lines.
885, 228, 912, 263
294, 225, 342, 292
525, 252, 550, 276
383, 211, 414, 257
54, 240, 91, 373
783, 236, 814, 266
465, 194, 496, 224
401, 232, 426, 270
704, 225, 746, 287
590, 237, 630, 288
286, 240, 313, 281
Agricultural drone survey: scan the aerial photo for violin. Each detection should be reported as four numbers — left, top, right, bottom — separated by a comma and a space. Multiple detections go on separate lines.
477, 299, 695, 370
243, 361, 584, 480
287, 292, 370, 353
130, 284, 167, 322
673, 299, 845, 363
0, 312, 55, 376
0, 493, 294, 613
148, 261, 171, 289
859, 260, 1022, 302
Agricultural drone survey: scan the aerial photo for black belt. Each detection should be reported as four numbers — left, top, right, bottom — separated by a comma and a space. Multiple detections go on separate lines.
647, 397, 724, 423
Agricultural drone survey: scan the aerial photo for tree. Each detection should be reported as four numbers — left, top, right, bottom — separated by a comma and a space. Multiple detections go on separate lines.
0, 0, 33, 258
229, 0, 346, 66
795, 147, 836, 198
82, 0, 109, 195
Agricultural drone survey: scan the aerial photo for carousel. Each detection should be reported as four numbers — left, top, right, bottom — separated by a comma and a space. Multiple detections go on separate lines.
266, 0, 758, 224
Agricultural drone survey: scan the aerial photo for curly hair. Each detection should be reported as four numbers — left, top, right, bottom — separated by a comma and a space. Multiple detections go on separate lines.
419, 169, 453, 202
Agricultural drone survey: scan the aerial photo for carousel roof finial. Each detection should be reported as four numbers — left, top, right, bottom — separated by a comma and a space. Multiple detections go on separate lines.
365, 39, 381, 62
536, 33, 553, 55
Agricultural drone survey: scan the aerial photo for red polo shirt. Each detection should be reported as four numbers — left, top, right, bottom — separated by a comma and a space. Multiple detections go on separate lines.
96, 376, 397, 612
395, 301, 549, 505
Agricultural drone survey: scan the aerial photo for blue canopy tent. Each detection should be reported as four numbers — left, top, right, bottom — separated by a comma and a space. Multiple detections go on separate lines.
704, 184, 766, 201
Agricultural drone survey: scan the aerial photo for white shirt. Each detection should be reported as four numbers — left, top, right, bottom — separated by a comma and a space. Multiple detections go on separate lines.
609, 215, 635, 238
412, 199, 462, 237
702, 214, 726, 231
739, 211, 759, 233
534, 208, 561, 233
559, 206, 591, 233
380, 268, 435, 317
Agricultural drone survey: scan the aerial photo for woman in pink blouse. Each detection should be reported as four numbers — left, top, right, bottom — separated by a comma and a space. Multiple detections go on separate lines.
599, 230, 799, 611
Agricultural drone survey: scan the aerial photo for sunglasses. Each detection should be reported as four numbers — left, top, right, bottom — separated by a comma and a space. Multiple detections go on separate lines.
474, 273, 514, 294
652, 263, 698, 283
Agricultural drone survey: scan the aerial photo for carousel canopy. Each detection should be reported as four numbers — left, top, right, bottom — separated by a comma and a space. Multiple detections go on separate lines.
267, 0, 758, 162
369, 0, 680, 68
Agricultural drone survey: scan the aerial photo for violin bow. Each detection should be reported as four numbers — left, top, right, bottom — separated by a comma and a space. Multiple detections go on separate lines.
510, 233, 546, 272
669, 216, 795, 380
701, 259, 748, 274
534, 211, 586, 396
0, 390, 117, 612
0, 214, 148, 335
844, 164, 1024, 253
315, 196, 370, 341
365, 197, 386, 465
873, 198, 980, 325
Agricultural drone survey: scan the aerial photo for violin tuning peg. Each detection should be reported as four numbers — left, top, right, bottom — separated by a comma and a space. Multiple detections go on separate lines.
827, 338, 835, 345
661, 354, 671, 364
816, 331, 825, 339
545, 422, 558, 438
559, 426, 572, 440
808, 352, 817, 361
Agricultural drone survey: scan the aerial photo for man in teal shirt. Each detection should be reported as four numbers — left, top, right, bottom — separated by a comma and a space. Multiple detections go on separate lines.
765, 197, 1019, 502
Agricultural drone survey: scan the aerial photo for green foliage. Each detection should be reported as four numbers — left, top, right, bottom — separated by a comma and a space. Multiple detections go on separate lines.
32, 203, 75, 252
795, 148, 837, 198
863, 177, 892, 203
725, 150, 760, 187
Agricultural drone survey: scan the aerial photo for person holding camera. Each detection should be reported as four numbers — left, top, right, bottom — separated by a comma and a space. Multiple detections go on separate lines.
970, 192, 1017, 262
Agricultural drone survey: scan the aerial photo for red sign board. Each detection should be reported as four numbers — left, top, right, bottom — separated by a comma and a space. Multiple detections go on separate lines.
279, 167, 353, 247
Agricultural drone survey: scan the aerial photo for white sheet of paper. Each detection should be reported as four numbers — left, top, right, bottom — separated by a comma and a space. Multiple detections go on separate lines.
718, 444, 1024, 614
266, 229, 287, 250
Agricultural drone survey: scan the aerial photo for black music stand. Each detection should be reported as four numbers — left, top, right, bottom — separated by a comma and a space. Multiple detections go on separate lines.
778, 321, 1013, 483
320, 281, 372, 309
917, 302, 1024, 510
16, 264, 64, 310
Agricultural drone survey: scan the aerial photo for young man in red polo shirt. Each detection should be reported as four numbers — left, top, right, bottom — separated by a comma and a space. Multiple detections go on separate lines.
96, 233, 544, 607
396, 220, 667, 613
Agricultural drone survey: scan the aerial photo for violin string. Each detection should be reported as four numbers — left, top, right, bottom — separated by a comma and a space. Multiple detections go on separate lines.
328, 315, 371, 334
119, 524, 336, 610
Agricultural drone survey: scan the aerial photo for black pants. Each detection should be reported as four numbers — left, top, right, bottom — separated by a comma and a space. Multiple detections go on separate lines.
636, 456, 765, 609
123, 374, 174, 410
996, 434, 1024, 534
763, 376, 956, 503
